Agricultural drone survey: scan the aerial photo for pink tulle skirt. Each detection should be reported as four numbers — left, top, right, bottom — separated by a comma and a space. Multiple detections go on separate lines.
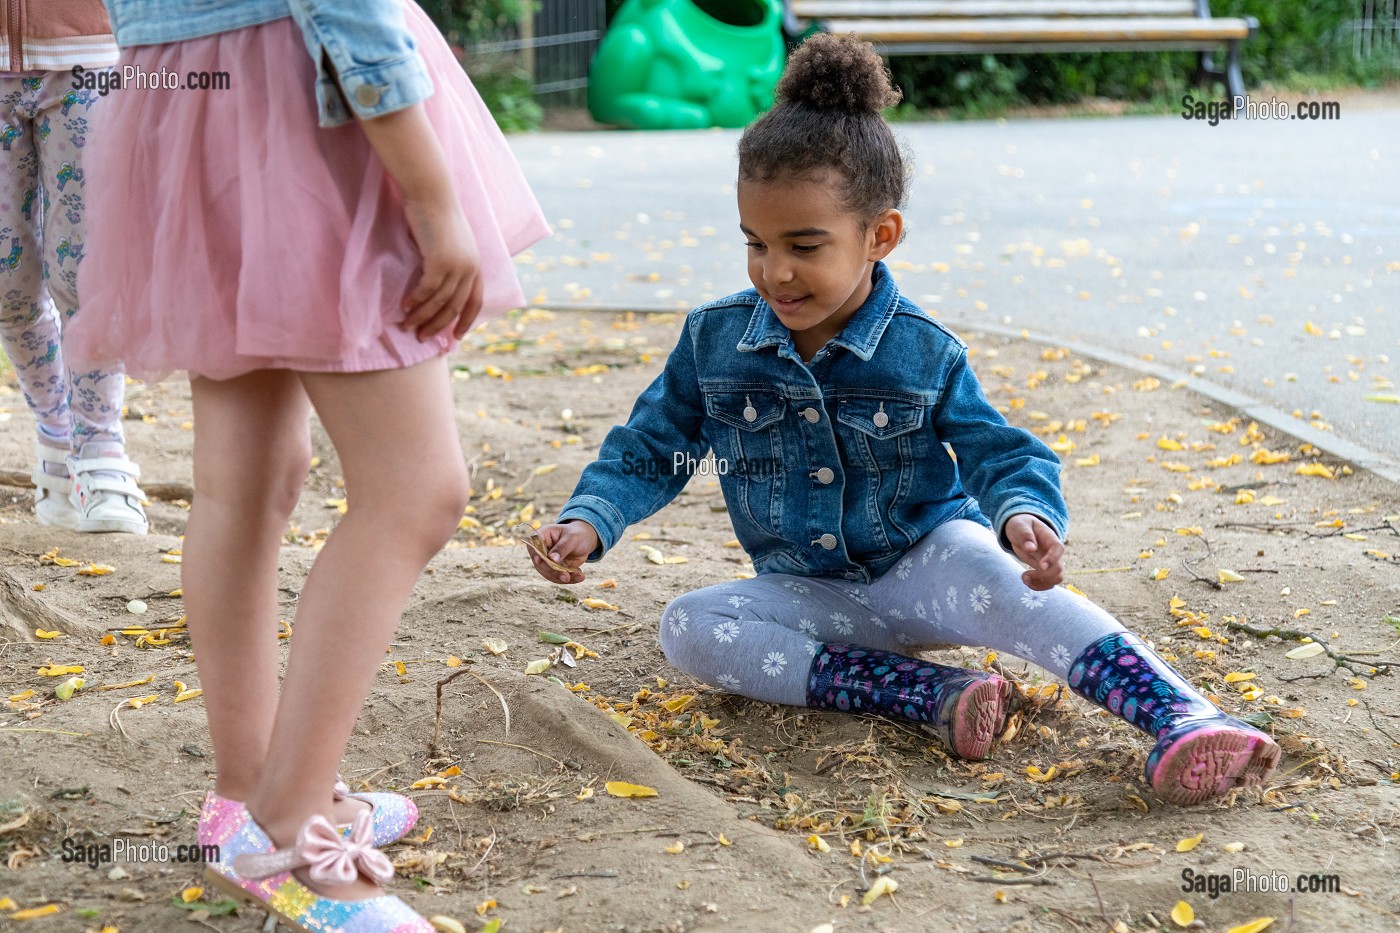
68, 0, 549, 381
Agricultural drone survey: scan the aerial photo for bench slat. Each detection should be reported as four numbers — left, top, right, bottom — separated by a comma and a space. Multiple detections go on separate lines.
817, 16, 1252, 43
793, 1, 1197, 18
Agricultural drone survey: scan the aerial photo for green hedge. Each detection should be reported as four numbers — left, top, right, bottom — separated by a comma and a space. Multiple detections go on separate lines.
427, 0, 543, 131
886, 0, 1395, 112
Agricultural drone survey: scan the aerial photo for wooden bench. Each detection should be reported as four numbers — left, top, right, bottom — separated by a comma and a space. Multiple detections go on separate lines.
783, 0, 1257, 103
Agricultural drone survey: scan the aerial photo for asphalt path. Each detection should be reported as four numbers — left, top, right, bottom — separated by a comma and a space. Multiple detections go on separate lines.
508, 107, 1399, 466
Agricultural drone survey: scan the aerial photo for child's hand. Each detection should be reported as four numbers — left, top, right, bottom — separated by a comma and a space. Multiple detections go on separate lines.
401, 197, 484, 341
525, 521, 600, 584
1005, 514, 1065, 591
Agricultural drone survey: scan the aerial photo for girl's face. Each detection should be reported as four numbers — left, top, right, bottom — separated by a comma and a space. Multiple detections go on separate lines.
738, 173, 901, 352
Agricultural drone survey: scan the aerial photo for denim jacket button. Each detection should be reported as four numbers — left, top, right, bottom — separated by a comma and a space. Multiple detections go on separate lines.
355, 83, 384, 107
815, 467, 834, 485
872, 410, 889, 428
816, 533, 837, 550
801, 407, 820, 423
742, 405, 757, 422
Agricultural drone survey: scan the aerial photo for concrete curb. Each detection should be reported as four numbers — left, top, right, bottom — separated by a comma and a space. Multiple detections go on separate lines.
520, 303, 1400, 488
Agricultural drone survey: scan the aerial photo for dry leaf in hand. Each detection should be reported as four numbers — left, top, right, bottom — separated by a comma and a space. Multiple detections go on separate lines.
512, 522, 573, 573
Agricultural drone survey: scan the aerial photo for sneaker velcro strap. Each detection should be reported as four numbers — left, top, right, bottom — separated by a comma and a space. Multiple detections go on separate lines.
79, 473, 146, 498
31, 467, 73, 495
69, 457, 142, 479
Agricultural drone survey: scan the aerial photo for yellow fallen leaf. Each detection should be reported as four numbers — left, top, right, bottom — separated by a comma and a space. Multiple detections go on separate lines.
1152, 568, 1170, 581
531, 464, 559, 477
1223, 842, 1245, 853
393, 661, 407, 676
482, 638, 509, 655
576, 786, 594, 800
807, 834, 831, 852
1176, 833, 1203, 852
181, 886, 202, 903
1157, 437, 1184, 451
664, 840, 684, 854
1075, 453, 1101, 467
862, 875, 898, 906
127, 694, 159, 709
638, 544, 665, 565
1171, 901, 1195, 926
429, 917, 468, 933
475, 899, 497, 916
77, 562, 115, 576
1285, 643, 1325, 659
36, 663, 84, 676
34, 629, 63, 639
444, 656, 462, 668
1295, 463, 1335, 479
7, 689, 35, 702
1224, 672, 1256, 683
411, 777, 447, 790
717, 833, 732, 846
1225, 920, 1275, 933
1025, 765, 1057, 783
581, 598, 619, 611
524, 659, 551, 675
1217, 569, 1245, 583
97, 674, 156, 691
9, 904, 61, 919
100, 634, 115, 646
944, 837, 964, 847
174, 688, 204, 703
661, 695, 695, 713
605, 781, 658, 799
0, 897, 14, 911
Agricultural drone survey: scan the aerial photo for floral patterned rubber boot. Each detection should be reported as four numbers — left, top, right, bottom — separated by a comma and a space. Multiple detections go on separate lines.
807, 643, 1010, 760
1067, 631, 1280, 806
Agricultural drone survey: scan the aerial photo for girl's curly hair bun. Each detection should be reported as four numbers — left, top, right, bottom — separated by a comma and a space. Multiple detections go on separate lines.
776, 33, 902, 114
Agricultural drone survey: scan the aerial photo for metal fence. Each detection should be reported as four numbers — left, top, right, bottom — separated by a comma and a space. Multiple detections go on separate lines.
463, 0, 607, 106
1352, 0, 1400, 60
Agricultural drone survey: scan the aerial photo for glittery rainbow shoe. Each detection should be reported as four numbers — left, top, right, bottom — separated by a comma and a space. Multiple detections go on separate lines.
199, 794, 433, 932
1068, 631, 1281, 806
333, 778, 419, 848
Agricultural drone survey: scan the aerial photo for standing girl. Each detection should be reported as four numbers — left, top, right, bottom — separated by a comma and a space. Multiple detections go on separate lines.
68, 0, 548, 928
527, 34, 1279, 807
0, 0, 147, 534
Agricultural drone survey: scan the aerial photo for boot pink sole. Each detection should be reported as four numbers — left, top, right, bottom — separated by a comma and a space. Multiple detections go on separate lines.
1149, 724, 1280, 806
948, 676, 1011, 760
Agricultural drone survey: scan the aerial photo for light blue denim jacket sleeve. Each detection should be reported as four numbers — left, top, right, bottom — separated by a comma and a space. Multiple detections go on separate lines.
556, 319, 710, 560
933, 349, 1068, 548
102, 0, 434, 127
284, 0, 435, 127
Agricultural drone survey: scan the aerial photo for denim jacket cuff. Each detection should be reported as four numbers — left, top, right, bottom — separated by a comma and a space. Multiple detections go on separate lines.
993, 500, 1068, 552
315, 53, 435, 128
558, 496, 628, 562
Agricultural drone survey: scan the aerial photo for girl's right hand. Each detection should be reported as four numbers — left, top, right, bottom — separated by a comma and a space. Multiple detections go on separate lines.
526, 521, 600, 584
401, 197, 484, 342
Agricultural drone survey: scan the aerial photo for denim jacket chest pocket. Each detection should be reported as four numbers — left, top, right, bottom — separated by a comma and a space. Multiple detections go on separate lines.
703, 388, 788, 536
834, 395, 929, 471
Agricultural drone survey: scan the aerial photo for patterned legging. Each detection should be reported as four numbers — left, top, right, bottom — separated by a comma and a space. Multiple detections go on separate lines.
0, 71, 124, 450
658, 520, 1127, 705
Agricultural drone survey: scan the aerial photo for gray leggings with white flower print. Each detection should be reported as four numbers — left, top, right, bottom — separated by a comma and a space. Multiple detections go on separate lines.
658, 520, 1126, 705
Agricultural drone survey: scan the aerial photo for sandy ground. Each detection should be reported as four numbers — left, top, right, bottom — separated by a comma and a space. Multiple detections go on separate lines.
1, 308, 1398, 933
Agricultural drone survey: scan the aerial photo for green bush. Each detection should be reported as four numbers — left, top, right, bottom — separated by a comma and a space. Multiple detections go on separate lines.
427, 0, 543, 131
882, 0, 1396, 113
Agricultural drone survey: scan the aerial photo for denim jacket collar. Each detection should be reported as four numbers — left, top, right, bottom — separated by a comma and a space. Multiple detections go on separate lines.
737, 261, 901, 363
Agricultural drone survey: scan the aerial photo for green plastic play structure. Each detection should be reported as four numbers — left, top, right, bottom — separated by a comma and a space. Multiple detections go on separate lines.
588, 0, 785, 130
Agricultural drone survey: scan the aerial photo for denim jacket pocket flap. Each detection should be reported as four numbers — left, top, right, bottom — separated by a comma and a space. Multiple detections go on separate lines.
835, 397, 923, 439
705, 390, 786, 432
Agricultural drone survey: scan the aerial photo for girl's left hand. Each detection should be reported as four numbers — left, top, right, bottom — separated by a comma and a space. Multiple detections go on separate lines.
1005, 514, 1065, 590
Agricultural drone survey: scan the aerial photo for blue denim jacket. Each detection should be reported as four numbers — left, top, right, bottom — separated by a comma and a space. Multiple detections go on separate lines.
101, 0, 432, 126
558, 262, 1069, 582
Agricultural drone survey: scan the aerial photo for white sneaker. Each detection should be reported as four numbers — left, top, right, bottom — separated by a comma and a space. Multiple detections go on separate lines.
32, 441, 80, 530
67, 449, 149, 535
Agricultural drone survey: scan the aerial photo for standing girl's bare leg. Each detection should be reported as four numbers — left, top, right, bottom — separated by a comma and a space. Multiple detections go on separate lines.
247, 355, 468, 898
183, 370, 312, 800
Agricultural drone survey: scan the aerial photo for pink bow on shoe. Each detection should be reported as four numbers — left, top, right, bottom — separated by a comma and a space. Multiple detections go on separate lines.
234, 811, 394, 886
301, 812, 395, 886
